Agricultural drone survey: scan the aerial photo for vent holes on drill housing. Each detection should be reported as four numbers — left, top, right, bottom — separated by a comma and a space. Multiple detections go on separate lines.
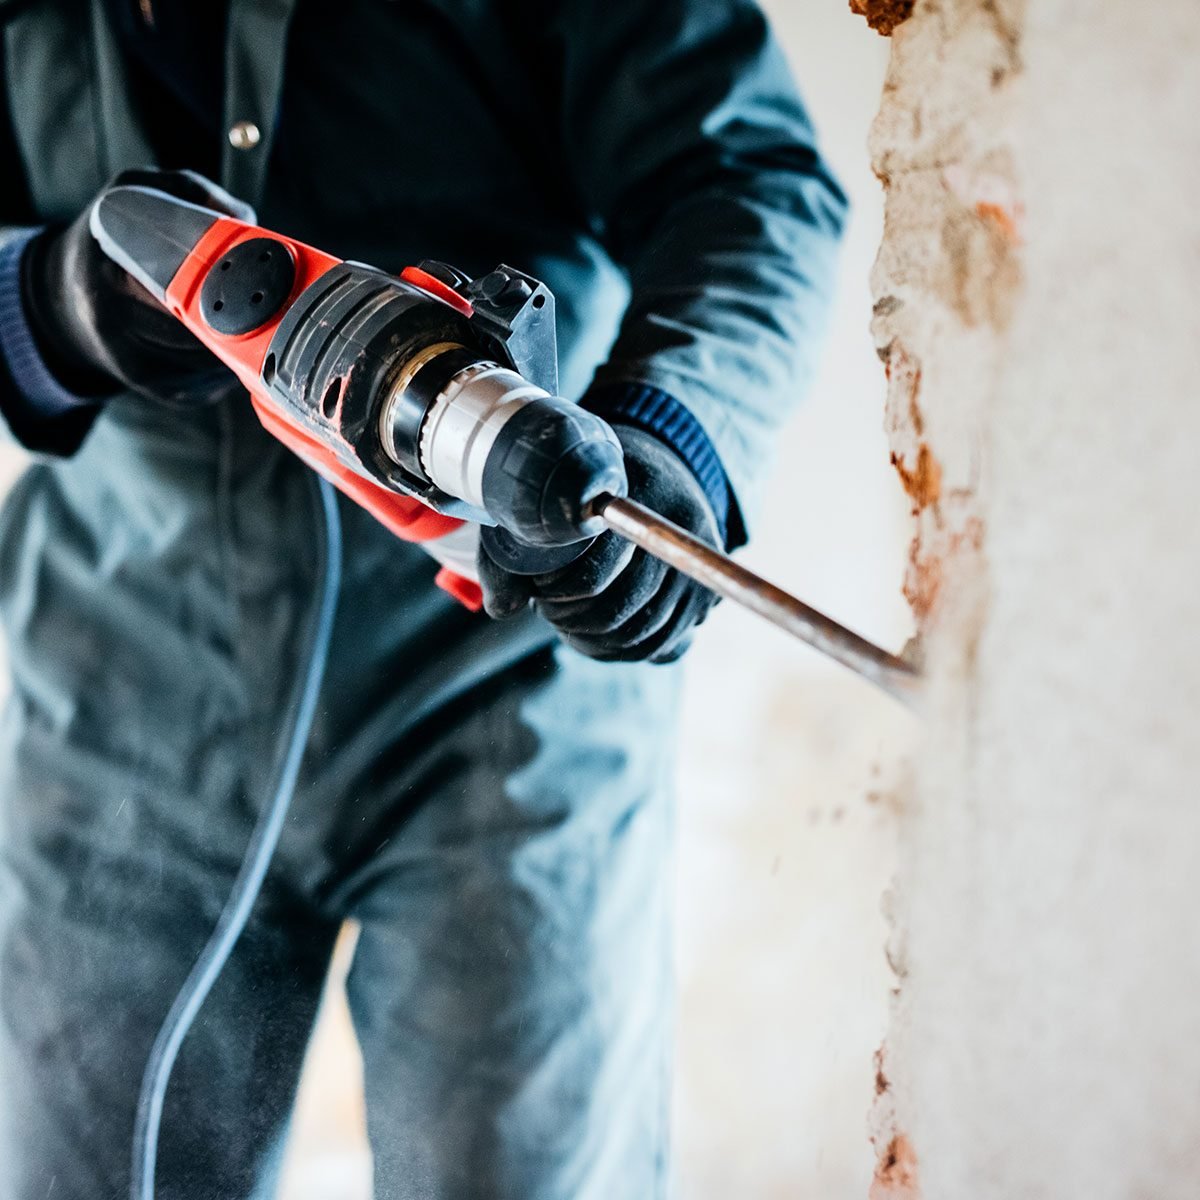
200, 237, 296, 336
322, 378, 342, 418
263, 354, 276, 386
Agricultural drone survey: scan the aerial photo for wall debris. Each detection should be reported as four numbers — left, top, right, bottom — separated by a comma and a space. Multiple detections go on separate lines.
865, 0, 1023, 1190
869, 0, 1021, 631
850, 0, 916, 38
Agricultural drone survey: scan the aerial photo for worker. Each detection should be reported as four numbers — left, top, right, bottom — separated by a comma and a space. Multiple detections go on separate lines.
0, 1, 845, 1197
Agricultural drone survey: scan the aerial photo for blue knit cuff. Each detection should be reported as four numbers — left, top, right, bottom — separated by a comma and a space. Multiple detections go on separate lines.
582, 382, 745, 550
0, 228, 105, 423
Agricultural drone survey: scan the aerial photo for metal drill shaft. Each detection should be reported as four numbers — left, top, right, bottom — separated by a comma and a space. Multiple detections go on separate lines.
593, 494, 922, 709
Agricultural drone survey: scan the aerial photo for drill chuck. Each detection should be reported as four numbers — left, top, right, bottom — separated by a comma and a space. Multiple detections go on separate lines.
382, 348, 627, 547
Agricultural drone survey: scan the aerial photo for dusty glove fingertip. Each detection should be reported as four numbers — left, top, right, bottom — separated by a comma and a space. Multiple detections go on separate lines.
483, 588, 532, 621
477, 547, 533, 620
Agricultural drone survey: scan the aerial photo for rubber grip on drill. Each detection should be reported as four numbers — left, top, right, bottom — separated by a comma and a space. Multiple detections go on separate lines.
478, 397, 627, 546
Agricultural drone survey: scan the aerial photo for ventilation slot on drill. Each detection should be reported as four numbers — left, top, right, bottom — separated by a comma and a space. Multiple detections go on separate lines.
274, 272, 360, 390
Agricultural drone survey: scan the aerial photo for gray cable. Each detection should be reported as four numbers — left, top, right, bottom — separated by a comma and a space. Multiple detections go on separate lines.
131, 476, 343, 1200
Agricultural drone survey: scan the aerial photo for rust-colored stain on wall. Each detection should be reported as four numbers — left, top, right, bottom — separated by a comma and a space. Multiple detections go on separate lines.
975, 200, 1022, 242
939, 162, 1025, 330
903, 542, 942, 620
881, 341, 940, 512
890, 443, 943, 512
849, 0, 914, 37
870, 1042, 921, 1200
938, 204, 1022, 331
870, 1134, 922, 1200
903, 517, 984, 619
874, 1044, 891, 1097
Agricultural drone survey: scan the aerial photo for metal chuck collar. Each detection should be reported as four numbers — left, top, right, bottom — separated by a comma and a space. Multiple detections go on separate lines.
377, 262, 629, 573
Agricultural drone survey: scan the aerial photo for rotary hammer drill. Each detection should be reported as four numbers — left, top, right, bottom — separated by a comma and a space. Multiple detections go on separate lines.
91, 183, 917, 704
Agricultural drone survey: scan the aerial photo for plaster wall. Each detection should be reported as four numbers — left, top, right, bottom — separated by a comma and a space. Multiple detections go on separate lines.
869, 2, 1200, 1196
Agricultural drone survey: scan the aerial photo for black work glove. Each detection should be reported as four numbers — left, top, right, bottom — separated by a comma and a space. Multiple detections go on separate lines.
21, 168, 256, 407
478, 424, 721, 663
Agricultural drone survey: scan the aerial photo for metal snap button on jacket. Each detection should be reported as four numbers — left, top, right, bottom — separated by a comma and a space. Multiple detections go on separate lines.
228, 120, 261, 151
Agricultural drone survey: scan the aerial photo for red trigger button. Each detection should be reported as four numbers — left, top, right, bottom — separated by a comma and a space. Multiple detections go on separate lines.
400, 266, 474, 317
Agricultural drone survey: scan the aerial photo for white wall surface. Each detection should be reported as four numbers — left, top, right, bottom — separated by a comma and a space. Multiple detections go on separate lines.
871, 1, 1200, 1196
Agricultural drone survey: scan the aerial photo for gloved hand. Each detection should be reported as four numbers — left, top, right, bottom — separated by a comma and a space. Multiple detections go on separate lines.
20, 168, 256, 406
478, 424, 721, 663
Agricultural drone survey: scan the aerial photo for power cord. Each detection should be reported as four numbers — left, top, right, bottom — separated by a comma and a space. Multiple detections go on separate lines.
131, 476, 343, 1200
